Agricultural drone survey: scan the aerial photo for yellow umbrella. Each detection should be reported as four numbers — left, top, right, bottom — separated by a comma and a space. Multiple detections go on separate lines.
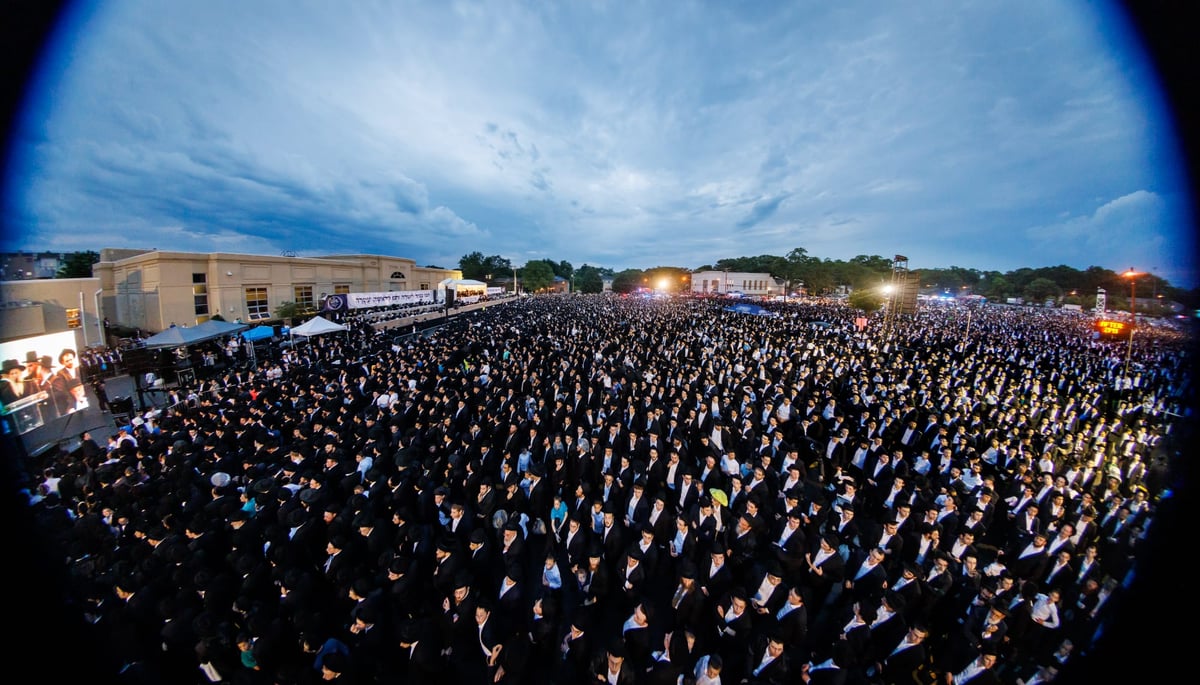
709, 488, 729, 508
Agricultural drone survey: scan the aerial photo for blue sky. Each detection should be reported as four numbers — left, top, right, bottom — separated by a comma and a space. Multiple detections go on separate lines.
2, 0, 1196, 286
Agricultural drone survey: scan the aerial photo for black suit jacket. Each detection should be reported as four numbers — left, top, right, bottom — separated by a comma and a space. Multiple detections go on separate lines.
642, 658, 681, 685
774, 604, 808, 651
669, 585, 706, 631
397, 638, 445, 681
744, 640, 790, 684
880, 641, 926, 684
591, 661, 637, 685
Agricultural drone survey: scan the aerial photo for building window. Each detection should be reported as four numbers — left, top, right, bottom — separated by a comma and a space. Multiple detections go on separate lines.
419, 283, 430, 290
390, 271, 406, 279
334, 284, 350, 295
246, 287, 269, 320
294, 285, 314, 311
193, 273, 209, 316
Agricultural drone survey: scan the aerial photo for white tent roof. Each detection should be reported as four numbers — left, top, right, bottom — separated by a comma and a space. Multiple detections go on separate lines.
290, 315, 348, 337
438, 278, 487, 287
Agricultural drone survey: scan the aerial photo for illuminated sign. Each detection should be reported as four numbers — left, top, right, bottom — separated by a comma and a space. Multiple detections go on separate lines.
1096, 320, 1128, 336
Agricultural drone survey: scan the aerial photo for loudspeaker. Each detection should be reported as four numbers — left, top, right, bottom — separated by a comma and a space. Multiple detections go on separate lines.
897, 272, 920, 315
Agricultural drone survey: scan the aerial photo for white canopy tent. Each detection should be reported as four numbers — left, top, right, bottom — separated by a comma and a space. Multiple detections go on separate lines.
290, 315, 348, 337
437, 278, 488, 304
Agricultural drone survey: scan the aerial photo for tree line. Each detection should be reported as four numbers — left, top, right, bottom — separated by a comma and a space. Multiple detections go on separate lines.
461, 249, 1196, 309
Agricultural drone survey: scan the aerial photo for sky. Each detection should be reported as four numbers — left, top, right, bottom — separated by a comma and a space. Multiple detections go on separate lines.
2, 0, 1196, 286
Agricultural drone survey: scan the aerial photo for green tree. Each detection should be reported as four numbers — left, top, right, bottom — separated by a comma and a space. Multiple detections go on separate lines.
274, 300, 301, 324
55, 250, 100, 278
460, 253, 514, 281
556, 260, 575, 281
577, 270, 604, 293
783, 248, 810, 295
611, 268, 645, 294
642, 266, 691, 292
1023, 277, 1061, 303
521, 260, 556, 292
979, 273, 1009, 300
482, 255, 513, 279
799, 259, 835, 295
576, 264, 605, 293
459, 251, 487, 280
848, 288, 885, 313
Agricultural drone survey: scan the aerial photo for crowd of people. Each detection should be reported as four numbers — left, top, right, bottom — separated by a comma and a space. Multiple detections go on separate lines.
9, 293, 1192, 685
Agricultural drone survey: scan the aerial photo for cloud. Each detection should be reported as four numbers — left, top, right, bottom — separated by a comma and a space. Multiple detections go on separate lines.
1, 1, 1192, 287
1021, 190, 1195, 284
736, 195, 790, 230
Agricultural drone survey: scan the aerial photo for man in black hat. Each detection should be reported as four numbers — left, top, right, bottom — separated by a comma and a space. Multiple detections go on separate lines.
395, 618, 445, 681
743, 627, 790, 685
496, 564, 525, 623
599, 506, 625, 565
668, 560, 706, 632
591, 638, 636, 685
943, 647, 1001, 685
473, 597, 504, 683
773, 584, 809, 659
49, 347, 86, 415
431, 536, 465, 599
0, 357, 27, 405
559, 515, 591, 572
474, 474, 498, 529
622, 477, 651, 530
628, 523, 661, 580
525, 461, 552, 521
874, 622, 930, 685
555, 610, 594, 684
803, 533, 845, 611
439, 571, 478, 659
354, 511, 394, 563
714, 589, 753, 676
618, 545, 649, 611
771, 505, 808, 580
843, 546, 889, 606
748, 560, 790, 618
499, 519, 527, 579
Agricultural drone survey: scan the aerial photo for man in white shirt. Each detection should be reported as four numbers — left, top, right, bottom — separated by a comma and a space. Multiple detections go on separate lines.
692, 653, 723, 685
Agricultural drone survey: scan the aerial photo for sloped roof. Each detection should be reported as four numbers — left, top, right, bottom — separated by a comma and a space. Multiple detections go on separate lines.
290, 315, 348, 337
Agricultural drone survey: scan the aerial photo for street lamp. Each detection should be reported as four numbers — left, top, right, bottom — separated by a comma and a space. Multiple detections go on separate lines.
1122, 268, 1139, 380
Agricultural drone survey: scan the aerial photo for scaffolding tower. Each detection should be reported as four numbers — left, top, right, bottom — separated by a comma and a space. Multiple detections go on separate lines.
883, 255, 920, 335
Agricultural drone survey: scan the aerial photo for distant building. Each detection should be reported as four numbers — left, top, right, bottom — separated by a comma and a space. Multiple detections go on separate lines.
690, 270, 782, 296
92, 248, 460, 333
0, 251, 65, 280
601, 277, 614, 293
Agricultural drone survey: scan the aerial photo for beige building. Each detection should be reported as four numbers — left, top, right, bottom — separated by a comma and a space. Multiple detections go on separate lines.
690, 270, 785, 296
93, 248, 461, 332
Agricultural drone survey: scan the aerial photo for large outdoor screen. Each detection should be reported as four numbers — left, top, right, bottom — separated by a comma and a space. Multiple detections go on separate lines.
0, 330, 86, 425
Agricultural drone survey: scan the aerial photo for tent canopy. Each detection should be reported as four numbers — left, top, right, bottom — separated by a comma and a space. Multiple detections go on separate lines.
290, 315, 348, 337
438, 278, 487, 292
241, 325, 276, 342
142, 319, 248, 349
